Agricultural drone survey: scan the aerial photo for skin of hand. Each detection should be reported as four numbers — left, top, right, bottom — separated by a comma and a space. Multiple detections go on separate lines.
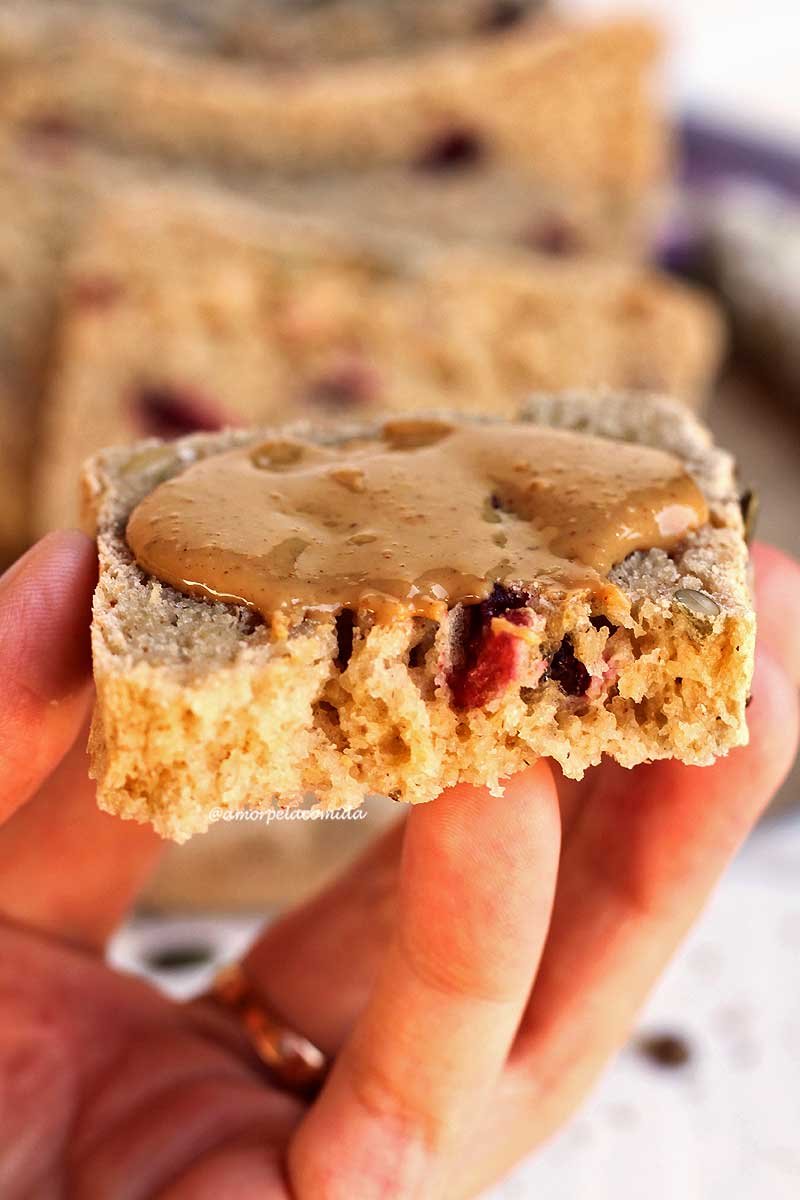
0, 532, 798, 1200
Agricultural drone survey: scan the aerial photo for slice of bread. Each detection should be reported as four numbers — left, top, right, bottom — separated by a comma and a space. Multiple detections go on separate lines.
0, 12, 666, 226
36, 183, 723, 535
84, 392, 754, 842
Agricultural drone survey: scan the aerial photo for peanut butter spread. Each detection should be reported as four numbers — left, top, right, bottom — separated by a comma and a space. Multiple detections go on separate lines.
126, 419, 709, 624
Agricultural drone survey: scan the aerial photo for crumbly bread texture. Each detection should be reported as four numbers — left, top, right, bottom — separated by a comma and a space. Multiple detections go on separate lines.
0, 11, 666, 213
37, 184, 723, 534
85, 393, 754, 842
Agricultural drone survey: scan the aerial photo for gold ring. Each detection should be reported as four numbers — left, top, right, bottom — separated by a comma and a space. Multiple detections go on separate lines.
206, 963, 329, 1099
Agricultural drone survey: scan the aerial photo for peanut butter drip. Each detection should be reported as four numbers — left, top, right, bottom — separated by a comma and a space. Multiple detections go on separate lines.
126, 419, 709, 624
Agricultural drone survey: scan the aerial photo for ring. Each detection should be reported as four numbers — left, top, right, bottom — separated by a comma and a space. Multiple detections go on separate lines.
205, 963, 329, 1099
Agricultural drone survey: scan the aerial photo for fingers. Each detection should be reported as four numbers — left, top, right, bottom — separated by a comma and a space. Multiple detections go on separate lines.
456, 642, 799, 1198
0, 922, 299, 1200
0, 717, 162, 950
0, 532, 162, 949
154, 1140, 288, 1200
288, 766, 560, 1200
751, 541, 800, 684
0, 532, 96, 823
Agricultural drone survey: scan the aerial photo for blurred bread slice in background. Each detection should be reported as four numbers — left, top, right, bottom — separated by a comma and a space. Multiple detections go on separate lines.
34, 183, 723, 536
0, 8, 668, 253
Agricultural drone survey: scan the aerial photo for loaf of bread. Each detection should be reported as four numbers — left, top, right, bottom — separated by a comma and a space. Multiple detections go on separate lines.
84, 392, 754, 841
0, 8, 667, 253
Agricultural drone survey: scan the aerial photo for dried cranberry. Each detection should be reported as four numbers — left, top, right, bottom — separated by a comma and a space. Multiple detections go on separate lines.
481, 1, 529, 32
546, 635, 591, 696
450, 624, 523, 709
448, 585, 534, 709
415, 128, 485, 172
452, 585, 533, 667
133, 385, 227, 439
522, 217, 582, 256
306, 359, 379, 409
479, 583, 532, 622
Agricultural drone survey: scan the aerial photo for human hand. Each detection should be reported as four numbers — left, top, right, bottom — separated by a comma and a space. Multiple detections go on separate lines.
0, 532, 797, 1199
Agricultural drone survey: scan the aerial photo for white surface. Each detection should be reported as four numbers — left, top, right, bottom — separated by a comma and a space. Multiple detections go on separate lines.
564, 0, 800, 143
495, 816, 800, 1200
111, 815, 800, 1200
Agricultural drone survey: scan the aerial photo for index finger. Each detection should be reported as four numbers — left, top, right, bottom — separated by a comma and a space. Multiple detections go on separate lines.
0, 531, 96, 822
288, 764, 560, 1200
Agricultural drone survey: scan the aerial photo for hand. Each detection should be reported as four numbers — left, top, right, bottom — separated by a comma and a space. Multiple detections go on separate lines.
0, 533, 797, 1199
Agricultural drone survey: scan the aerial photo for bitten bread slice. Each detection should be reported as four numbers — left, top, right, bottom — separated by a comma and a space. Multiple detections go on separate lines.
36, 183, 723, 534
85, 393, 754, 841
